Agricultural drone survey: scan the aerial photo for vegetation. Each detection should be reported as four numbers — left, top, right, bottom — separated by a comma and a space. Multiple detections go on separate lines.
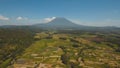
0, 28, 120, 68
0, 28, 34, 68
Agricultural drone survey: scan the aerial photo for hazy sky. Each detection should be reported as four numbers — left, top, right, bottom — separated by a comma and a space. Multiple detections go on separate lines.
0, 0, 120, 26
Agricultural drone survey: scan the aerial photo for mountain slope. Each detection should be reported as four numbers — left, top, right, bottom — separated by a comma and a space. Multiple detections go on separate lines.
0, 17, 120, 31
33, 17, 85, 29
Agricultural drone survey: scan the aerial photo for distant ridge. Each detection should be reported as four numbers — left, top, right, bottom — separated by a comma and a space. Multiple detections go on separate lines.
0, 17, 120, 31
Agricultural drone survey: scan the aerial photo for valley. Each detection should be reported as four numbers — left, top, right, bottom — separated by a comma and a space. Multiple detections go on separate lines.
1, 0, 120, 68
0, 18, 120, 68
6, 30, 120, 68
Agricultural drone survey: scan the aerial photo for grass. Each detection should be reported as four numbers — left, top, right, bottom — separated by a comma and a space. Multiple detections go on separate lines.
13, 32, 120, 68
0, 58, 12, 68
20, 38, 72, 62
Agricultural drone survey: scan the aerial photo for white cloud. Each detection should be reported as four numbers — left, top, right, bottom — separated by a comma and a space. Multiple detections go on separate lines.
0, 15, 9, 20
16, 16, 28, 20
16, 17, 22, 20
44, 17, 56, 23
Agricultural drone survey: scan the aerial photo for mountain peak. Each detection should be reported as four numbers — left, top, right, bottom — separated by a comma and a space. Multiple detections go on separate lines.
53, 17, 66, 19
33, 17, 84, 29
44, 17, 56, 23
46, 17, 66, 22
48, 17, 73, 24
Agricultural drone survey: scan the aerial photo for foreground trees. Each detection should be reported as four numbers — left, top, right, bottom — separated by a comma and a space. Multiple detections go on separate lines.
0, 28, 34, 68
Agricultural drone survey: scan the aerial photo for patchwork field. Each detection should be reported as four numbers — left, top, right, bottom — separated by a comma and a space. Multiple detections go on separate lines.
8, 31, 120, 68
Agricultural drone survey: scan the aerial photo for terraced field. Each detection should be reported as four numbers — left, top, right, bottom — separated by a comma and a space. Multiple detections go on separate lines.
13, 38, 72, 68
9, 32, 120, 68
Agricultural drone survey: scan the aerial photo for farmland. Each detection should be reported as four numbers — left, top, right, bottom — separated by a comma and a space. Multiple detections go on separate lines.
7, 30, 120, 68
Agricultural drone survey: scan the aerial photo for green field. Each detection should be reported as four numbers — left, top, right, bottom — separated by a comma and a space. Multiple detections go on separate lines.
9, 31, 120, 68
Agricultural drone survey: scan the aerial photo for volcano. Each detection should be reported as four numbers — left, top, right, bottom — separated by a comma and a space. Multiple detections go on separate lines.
1, 17, 119, 31
33, 17, 84, 29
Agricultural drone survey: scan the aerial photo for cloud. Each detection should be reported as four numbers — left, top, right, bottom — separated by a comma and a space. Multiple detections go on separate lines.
16, 17, 22, 20
16, 16, 28, 20
0, 15, 9, 20
44, 17, 56, 23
